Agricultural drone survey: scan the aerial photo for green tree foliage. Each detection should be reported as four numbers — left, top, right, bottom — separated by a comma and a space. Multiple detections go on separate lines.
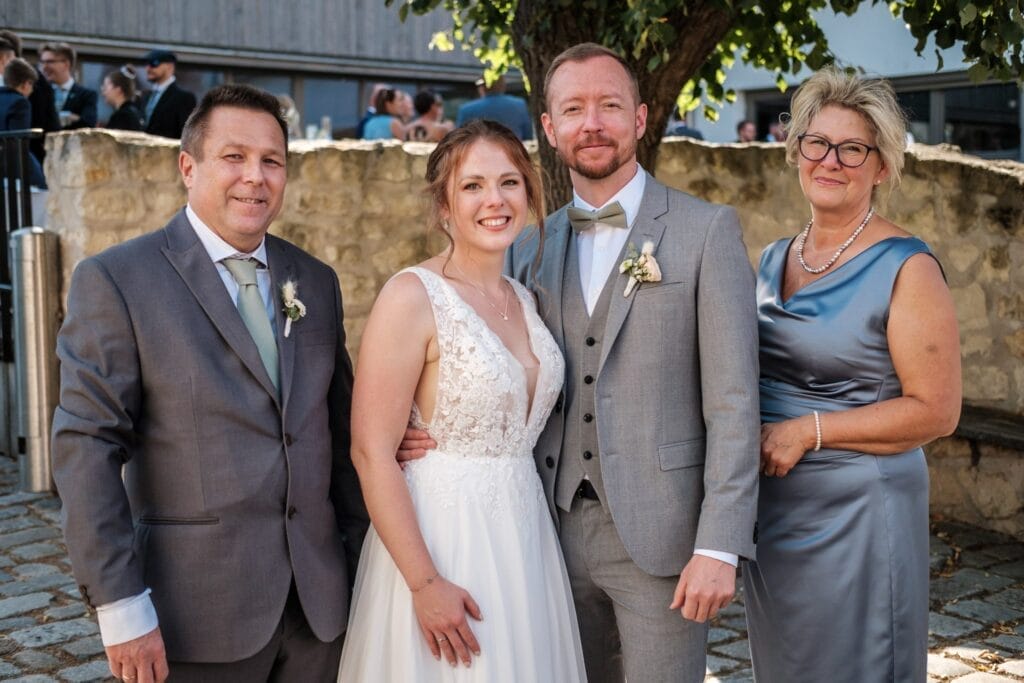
388, 0, 1023, 205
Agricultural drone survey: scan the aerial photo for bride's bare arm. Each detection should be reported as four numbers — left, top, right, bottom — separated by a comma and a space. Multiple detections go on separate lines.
351, 273, 481, 666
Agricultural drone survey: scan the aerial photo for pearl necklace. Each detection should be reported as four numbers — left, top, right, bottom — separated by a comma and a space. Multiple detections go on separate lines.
451, 261, 511, 321
796, 207, 874, 274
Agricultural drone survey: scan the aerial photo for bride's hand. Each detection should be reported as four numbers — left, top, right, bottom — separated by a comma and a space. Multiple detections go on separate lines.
411, 576, 482, 667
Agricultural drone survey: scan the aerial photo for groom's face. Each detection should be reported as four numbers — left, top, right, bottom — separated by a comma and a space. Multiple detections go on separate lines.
179, 106, 287, 253
541, 55, 647, 183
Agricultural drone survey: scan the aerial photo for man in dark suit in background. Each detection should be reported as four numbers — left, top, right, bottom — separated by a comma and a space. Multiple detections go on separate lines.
40, 41, 97, 129
142, 49, 197, 139
0, 29, 60, 164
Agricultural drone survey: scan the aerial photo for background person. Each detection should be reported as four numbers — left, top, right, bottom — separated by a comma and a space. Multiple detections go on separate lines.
0, 57, 46, 187
40, 41, 97, 129
455, 74, 533, 141
745, 67, 961, 683
141, 49, 196, 139
361, 87, 411, 140
404, 89, 454, 142
101, 66, 144, 132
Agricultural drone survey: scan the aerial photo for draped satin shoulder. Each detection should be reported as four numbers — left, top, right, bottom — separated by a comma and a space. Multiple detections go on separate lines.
744, 236, 933, 683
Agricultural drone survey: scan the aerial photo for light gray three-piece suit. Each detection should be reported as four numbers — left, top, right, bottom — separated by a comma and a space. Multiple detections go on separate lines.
52, 210, 367, 669
509, 174, 761, 682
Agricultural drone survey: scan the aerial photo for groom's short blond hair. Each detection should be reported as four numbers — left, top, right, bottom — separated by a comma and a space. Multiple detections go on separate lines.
543, 43, 640, 108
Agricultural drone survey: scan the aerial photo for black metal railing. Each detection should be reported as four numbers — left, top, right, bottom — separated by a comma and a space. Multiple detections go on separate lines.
0, 129, 44, 363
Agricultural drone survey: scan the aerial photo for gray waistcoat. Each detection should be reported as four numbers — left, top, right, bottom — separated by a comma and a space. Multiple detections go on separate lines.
554, 232, 624, 511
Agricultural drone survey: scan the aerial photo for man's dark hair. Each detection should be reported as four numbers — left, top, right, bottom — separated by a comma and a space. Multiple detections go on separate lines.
736, 119, 754, 134
181, 84, 288, 158
4, 58, 37, 91
0, 30, 23, 57
40, 41, 76, 67
413, 90, 439, 117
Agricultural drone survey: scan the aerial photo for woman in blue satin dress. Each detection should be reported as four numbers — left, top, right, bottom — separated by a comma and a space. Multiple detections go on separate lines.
743, 68, 962, 683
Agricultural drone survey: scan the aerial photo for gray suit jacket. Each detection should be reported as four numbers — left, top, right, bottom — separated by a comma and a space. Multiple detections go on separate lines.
52, 210, 368, 662
508, 174, 759, 577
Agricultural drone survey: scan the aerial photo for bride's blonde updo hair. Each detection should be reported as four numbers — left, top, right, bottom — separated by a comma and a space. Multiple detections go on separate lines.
424, 119, 545, 257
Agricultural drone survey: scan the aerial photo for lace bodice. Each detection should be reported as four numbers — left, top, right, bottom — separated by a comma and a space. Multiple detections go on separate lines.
401, 267, 565, 460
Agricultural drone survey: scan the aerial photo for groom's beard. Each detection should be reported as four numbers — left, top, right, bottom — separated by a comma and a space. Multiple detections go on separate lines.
559, 133, 636, 180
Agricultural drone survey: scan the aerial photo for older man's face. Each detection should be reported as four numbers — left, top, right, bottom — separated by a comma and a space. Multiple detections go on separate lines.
178, 106, 287, 253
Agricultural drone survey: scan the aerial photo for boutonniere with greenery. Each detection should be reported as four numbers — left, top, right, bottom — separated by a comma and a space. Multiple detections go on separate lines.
618, 240, 662, 296
281, 280, 306, 338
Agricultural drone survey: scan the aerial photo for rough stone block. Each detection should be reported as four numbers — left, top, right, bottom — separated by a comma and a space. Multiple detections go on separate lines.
712, 669, 754, 682
708, 627, 737, 644
0, 616, 38, 630
945, 599, 1024, 623
0, 527, 61, 551
951, 673, 1016, 682
0, 662, 22, 677
9, 617, 98, 647
11, 542, 63, 561
926, 652, 976, 678
13, 648, 61, 670
63, 635, 104, 659
705, 654, 741, 675
59, 660, 112, 682
13, 563, 63, 579
986, 588, 1024, 613
712, 639, 752, 662
0, 573, 76, 598
929, 612, 984, 639
998, 659, 1024, 676
990, 560, 1024, 581
930, 568, 1014, 602
986, 634, 1024, 654
0, 591, 53, 618
0, 515, 44, 535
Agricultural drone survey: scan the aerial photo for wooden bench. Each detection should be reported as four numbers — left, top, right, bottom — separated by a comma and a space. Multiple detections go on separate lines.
954, 404, 1024, 465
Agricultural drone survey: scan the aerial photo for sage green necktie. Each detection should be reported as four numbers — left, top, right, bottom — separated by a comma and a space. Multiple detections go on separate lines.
567, 201, 628, 233
222, 258, 279, 392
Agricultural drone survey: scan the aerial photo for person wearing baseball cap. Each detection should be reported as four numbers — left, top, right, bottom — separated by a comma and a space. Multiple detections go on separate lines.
141, 49, 196, 139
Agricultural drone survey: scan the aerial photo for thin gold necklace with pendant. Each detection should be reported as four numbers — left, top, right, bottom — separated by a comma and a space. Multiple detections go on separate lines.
451, 260, 511, 321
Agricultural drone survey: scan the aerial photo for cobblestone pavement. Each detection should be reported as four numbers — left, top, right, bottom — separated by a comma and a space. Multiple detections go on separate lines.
0, 456, 1020, 682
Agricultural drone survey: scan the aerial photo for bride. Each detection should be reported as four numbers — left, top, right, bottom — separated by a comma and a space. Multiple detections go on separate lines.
338, 120, 586, 682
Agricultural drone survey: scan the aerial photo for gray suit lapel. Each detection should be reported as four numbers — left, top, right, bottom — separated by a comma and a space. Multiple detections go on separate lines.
160, 211, 280, 403
598, 175, 669, 374
267, 237, 296, 412
537, 209, 572, 353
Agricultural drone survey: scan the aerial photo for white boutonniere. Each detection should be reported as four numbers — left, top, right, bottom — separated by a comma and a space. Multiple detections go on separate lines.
281, 280, 306, 338
618, 241, 663, 296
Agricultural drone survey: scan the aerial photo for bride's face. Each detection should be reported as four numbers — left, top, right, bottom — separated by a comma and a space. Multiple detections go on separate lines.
443, 139, 528, 257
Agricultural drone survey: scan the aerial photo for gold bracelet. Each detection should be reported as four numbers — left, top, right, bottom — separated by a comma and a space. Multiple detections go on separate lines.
411, 571, 440, 592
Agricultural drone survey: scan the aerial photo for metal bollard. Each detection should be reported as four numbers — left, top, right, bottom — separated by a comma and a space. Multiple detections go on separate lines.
11, 228, 61, 492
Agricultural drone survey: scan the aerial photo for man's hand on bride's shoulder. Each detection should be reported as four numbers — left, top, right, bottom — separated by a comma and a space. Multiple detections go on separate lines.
397, 427, 436, 463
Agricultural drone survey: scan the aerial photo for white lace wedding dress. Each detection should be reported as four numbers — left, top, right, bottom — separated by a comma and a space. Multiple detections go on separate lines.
337, 267, 585, 682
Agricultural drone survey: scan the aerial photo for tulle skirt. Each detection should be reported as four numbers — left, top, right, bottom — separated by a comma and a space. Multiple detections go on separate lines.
337, 451, 586, 682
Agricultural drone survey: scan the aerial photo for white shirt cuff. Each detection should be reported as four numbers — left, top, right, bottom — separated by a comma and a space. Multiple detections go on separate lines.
95, 588, 159, 646
693, 548, 739, 567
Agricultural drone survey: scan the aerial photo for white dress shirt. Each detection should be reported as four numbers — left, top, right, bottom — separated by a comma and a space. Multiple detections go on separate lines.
572, 168, 738, 569
95, 206, 275, 646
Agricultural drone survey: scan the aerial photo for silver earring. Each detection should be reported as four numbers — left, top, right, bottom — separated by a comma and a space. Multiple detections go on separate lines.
442, 219, 450, 230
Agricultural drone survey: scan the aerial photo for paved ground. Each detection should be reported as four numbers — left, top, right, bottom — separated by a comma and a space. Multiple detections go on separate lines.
0, 455, 1020, 682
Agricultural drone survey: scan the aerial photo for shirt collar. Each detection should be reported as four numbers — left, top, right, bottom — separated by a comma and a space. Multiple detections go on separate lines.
152, 76, 176, 94
572, 165, 646, 229
186, 204, 268, 267
53, 77, 74, 92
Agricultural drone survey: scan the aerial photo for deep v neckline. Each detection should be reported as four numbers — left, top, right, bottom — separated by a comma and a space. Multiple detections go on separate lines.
776, 236, 914, 305
419, 267, 544, 429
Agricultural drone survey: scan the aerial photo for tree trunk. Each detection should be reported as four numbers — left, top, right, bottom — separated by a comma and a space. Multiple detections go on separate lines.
511, 1, 735, 211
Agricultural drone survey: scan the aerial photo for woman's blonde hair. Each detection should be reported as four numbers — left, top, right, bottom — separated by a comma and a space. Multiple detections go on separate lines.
783, 67, 907, 188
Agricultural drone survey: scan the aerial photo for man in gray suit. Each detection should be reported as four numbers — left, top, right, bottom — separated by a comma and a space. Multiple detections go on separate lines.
519, 43, 759, 681
52, 84, 366, 683
401, 42, 759, 680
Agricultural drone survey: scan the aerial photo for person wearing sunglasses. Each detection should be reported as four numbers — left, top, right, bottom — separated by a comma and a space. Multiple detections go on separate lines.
744, 67, 961, 683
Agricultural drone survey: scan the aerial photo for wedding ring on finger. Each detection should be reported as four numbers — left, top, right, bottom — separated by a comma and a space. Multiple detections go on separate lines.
436, 635, 448, 643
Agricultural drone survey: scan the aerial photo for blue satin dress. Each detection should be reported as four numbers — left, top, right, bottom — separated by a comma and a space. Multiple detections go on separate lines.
743, 236, 934, 683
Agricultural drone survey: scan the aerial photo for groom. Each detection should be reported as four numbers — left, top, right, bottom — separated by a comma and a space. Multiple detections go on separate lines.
520, 42, 759, 682
403, 43, 760, 681
52, 84, 366, 682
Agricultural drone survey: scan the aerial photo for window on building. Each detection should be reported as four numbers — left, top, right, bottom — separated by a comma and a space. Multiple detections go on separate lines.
944, 83, 1020, 159
303, 77, 360, 138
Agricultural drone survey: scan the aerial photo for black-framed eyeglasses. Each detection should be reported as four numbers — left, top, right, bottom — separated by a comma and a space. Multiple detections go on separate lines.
797, 133, 877, 168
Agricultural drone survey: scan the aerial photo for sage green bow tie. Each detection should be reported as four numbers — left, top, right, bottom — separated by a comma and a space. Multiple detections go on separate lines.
567, 201, 628, 233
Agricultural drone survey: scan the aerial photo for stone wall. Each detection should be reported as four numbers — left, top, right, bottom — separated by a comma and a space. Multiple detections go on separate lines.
44, 130, 1024, 536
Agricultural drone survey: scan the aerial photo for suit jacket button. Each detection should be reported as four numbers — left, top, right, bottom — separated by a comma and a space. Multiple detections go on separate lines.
585, 336, 596, 346
284, 433, 293, 446
583, 375, 594, 384
583, 450, 593, 460
287, 505, 297, 519
544, 456, 555, 469
583, 413, 593, 423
